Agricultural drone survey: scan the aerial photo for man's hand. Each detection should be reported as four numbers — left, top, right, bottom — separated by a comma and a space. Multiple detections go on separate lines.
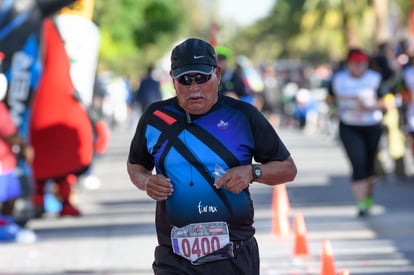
214, 165, 251, 194
144, 174, 173, 201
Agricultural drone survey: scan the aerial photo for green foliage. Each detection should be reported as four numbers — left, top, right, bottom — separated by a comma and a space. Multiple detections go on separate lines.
133, 1, 181, 47
92, 0, 202, 76
229, 0, 411, 65
228, 0, 304, 62
92, 0, 412, 74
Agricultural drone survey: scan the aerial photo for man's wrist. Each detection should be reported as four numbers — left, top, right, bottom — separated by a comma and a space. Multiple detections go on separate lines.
142, 175, 152, 190
251, 164, 262, 183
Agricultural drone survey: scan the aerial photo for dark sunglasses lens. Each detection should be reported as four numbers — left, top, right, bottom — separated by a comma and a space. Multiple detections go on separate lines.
194, 74, 211, 84
177, 75, 192, 85
177, 74, 212, 85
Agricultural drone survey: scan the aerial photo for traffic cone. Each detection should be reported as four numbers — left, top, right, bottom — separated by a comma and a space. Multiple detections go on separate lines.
320, 240, 336, 275
277, 183, 290, 212
293, 212, 309, 257
340, 270, 350, 275
271, 184, 290, 237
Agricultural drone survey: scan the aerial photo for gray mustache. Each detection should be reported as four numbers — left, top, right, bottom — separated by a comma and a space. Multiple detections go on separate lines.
187, 93, 204, 99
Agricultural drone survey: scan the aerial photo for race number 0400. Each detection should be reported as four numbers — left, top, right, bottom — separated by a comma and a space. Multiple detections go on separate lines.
173, 236, 221, 258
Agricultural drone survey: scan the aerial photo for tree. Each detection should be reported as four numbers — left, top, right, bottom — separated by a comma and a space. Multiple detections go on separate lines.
227, 0, 411, 64
92, 0, 204, 75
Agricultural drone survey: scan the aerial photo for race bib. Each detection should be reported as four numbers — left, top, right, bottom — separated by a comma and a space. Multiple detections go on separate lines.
171, 221, 234, 264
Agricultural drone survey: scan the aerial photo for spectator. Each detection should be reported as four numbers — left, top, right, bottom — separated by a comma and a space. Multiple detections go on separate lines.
216, 46, 254, 104
0, 101, 34, 218
402, 55, 414, 160
135, 66, 163, 113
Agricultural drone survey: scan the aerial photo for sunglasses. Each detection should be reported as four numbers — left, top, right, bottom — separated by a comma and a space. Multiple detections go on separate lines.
176, 72, 214, 85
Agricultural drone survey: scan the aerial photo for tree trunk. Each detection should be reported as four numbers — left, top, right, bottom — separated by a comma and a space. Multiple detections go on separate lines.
373, 0, 390, 44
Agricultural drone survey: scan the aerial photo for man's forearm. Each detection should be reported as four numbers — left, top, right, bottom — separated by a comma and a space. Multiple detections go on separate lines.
127, 162, 152, 191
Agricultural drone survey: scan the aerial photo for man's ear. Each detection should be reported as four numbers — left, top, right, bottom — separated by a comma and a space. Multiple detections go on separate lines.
215, 66, 222, 83
170, 70, 177, 90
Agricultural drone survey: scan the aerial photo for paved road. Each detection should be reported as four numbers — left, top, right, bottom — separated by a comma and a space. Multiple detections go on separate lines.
1, 124, 413, 275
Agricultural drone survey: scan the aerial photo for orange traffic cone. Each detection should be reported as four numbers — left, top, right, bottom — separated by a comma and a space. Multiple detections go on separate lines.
293, 212, 309, 257
271, 184, 290, 237
340, 270, 350, 275
276, 182, 290, 212
320, 240, 336, 275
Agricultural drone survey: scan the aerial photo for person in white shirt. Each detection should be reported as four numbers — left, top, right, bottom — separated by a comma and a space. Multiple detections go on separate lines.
329, 48, 389, 217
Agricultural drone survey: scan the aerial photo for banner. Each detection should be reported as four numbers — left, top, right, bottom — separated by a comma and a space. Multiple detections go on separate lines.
0, 0, 76, 136
54, 14, 100, 108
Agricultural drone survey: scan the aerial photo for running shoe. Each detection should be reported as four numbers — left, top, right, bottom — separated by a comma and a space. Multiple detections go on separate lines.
357, 200, 368, 217
364, 196, 374, 210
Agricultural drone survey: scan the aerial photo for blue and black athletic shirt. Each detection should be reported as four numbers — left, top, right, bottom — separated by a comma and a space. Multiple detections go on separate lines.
128, 94, 291, 246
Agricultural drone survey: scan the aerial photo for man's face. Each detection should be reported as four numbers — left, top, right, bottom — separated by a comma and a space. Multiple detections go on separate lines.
347, 61, 368, 77
171, 66, 222, 115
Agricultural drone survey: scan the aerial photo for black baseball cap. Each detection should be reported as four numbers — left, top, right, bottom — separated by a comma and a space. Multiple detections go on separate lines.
171, 38, 217, 78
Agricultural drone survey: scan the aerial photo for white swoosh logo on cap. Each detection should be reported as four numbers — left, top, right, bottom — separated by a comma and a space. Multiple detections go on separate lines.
193, 55, 204, 59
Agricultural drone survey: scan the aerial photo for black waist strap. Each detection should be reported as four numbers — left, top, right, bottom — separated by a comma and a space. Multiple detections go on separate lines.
232, 237, 255, 250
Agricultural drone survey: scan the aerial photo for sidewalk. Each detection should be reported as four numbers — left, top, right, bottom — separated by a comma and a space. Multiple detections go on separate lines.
0, 125, 413, 275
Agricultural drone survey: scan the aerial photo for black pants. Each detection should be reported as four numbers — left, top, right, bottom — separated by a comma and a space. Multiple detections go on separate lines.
339, 122, 383, 181
153, 237, 260, 275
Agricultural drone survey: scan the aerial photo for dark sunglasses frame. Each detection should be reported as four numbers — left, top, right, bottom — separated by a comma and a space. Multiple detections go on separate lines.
176, 71, 215, 86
